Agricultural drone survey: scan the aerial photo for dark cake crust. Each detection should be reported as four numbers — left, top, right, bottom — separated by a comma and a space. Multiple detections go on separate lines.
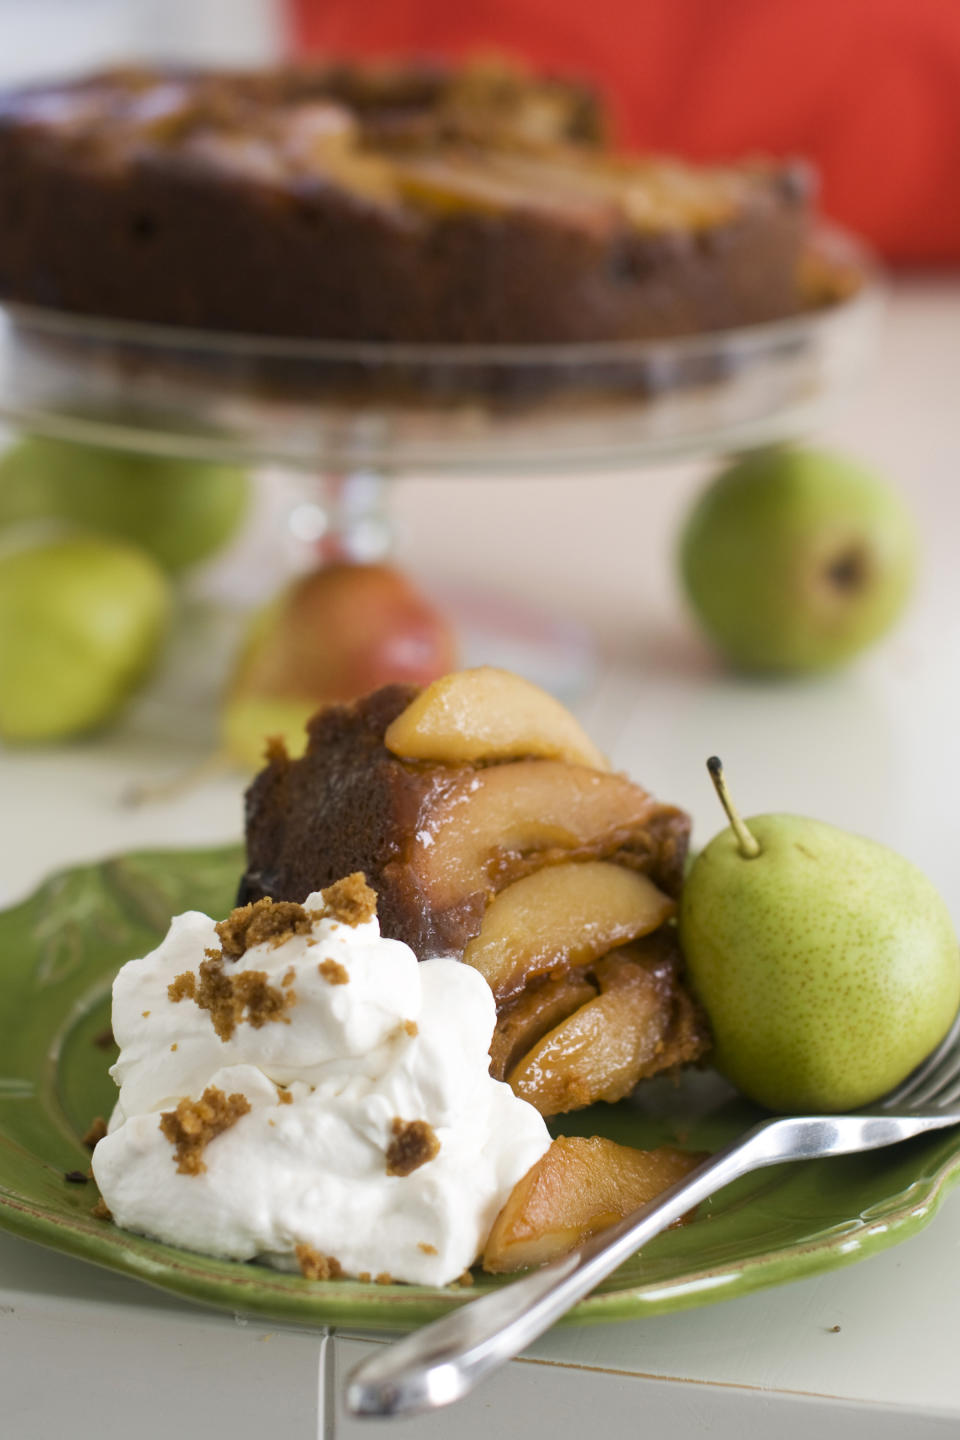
239, 685, 691, 960
0, 64, 814, 345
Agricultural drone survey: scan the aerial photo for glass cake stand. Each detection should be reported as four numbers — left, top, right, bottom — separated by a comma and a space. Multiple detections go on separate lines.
0, 225, 881, 696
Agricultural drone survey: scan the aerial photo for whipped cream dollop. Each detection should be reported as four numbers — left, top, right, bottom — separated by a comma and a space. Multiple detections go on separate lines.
92, 890, 551, 1286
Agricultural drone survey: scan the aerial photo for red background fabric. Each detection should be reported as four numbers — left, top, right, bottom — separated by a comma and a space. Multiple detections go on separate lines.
289, 0, 960, 265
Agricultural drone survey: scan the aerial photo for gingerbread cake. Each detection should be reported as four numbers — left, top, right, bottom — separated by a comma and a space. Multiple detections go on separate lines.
0, 60, 816, 346
239, 677, 709, 1115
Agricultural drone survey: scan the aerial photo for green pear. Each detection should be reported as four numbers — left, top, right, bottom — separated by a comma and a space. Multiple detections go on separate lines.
679, 447, 917, 673
0, 536, 171, 741
0, 437, 249, 573
679, 759, 960, 1112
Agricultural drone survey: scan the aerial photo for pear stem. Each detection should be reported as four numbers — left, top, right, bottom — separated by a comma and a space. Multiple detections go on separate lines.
706, 756, 761, 858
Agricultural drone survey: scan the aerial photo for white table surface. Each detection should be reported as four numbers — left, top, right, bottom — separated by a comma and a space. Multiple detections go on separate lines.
1, 278, 959, 1436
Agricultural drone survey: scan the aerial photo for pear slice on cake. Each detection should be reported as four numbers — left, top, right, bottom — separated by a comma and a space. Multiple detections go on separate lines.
383, 666, 608, 770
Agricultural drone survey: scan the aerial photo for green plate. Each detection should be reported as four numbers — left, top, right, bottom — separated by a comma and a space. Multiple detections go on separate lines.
2, 843, 960, 1332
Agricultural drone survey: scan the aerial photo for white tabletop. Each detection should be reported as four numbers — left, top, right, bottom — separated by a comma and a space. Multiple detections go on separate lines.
1, 278, 959, 1436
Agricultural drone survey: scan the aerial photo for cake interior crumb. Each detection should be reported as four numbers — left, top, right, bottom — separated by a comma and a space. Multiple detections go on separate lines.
91, 1197, 112, 1221
159, 1085, 251, 1175
417, 1242, 438, 1255
386, 1118, 440, 1177
296, 1244, 343, 1280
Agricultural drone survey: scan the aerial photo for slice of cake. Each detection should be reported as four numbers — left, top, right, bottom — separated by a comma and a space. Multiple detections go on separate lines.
239, 669, 709, 1113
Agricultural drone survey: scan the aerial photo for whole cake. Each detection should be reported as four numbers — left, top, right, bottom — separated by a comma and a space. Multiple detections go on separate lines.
239, 670, 710, 1115
0, 60, 816, 344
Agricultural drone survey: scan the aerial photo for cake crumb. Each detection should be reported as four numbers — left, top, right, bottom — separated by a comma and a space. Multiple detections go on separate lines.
315, 873, 377, 928
277, 1089, 293, 1105
141, 1010, 150, 1018
264, 734, 289, 768
318, 958, 349, 986
417, 1242, 438, 1256
159, 1086, 251, 1176
403, 1019, 418, 1037
281, 966, 296, 988
91, 1198, 112, 1221
386, 1118, 440, 1177
170, 1043, 178, 1052
169, 954, 294, 1041
168, 972, 197, 1002
295, 1244, 343, 1280
216, 897, 314, 960
92, 1026, 115, 1050
357, 1272, 371, 1283
82, 1116, 107, 1150
375, 1272, 394, 1286
455, 1271, 475, 1288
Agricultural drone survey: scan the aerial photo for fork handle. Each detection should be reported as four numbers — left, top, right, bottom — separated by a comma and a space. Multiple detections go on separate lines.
346, 1109, 959, 1419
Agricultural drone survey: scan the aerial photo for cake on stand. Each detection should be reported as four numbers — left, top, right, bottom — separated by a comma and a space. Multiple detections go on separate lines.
0, 226, 880, 704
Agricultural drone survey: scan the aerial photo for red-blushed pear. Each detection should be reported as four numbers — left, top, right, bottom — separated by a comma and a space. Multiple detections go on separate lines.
222, 562, 456, 770
678, 758, 960, 1113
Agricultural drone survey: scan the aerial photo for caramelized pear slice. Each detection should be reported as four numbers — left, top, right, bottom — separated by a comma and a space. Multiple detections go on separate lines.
464, 860, 675, 1001
489, 971, 598, 1081
507, 943, 706, 1116
384, 667, 608, 771
410, 761, 686, 917
482, 1136, 705, 1273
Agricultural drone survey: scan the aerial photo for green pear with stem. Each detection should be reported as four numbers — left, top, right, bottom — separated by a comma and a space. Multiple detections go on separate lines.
678, 758, 960, 1112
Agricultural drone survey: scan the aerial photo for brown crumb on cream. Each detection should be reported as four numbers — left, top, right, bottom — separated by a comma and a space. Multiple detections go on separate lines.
386, 1118, 440, 1177
82, 1116, 108, 1150
418, 1242, 438, 1256
91, 1198, 112, 1221
357, 1271, 371, 1283
281, 966, 296, 988
403, 1019, 418, 1037
142, 1010, 150, 1018
295, 1244, 343, 1280
375, 1272, 394, 1286
168, 972, 197, 1003
318, 957, 349, 986
170, 1043, 178, 1052
315, 872, 377, 928
159, 1086, 251, 1176
216, 897, 315, 961
169, 953, 294, 1041
277, 1088, 293, 1105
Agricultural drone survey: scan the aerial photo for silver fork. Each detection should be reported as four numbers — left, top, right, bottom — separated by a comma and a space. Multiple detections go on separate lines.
346, 1012, 960, 1420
